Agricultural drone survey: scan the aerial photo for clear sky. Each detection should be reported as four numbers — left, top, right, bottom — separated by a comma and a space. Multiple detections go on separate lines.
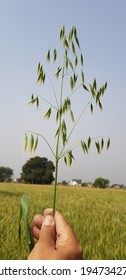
0, 0, 126, 185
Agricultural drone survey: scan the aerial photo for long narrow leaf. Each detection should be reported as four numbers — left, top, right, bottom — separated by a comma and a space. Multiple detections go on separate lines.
19, 194, 34, 252
23, 133, 28, 152
29, 134, 34, 153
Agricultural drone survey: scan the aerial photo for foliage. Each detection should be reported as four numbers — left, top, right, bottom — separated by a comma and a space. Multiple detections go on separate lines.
19, 194, 35, 251
0, 166, 13, 182
81, 182, 90, 187
20, 156, 55, 184
62, 180, 67, 185
1, 183, 126, 260
24, 26, 110, 214
93, 177, 110, 189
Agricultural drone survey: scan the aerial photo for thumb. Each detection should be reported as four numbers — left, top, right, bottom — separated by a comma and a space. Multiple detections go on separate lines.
39, 215, 56, 249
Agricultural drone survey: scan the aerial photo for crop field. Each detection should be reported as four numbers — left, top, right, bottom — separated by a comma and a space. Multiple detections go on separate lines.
0, 183, 126, 260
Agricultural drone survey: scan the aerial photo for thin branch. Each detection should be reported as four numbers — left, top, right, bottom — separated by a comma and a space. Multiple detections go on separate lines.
38, 94, 57, 110
47, 74, 59, 109
59, 97, 93, 158
27, 131, 55, 158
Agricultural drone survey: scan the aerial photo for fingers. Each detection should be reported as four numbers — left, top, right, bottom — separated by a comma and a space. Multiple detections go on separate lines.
39, 215, 56, 250
29, 208, 83, 260
31, 208, 76, 244
31, 210, 54, 240
29, 214, 57, 260
33, 214, 44, 227
31, 215, 44, 239
43, 208, 53, 216
32, 209, 73, 240
54, 211, 75, 239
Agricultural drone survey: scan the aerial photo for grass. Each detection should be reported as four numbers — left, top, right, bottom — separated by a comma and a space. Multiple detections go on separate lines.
0, 183, 126, 259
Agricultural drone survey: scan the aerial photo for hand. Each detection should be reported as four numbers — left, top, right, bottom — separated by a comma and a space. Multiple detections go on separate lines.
28, 208, 83, 260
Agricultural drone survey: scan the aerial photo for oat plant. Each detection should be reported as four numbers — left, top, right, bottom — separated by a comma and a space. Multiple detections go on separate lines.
20, 26, 110, 251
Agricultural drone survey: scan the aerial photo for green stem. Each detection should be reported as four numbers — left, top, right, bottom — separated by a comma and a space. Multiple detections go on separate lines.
52, 159, 59, 216
52, 58, 65, 215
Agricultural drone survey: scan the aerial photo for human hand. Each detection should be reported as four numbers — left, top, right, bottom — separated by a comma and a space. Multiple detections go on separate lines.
28, 208, 83, 260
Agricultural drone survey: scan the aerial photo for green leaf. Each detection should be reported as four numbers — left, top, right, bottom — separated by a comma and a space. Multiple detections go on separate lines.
81, 70, 84, 84
36, 96, 39, 108
55, 126, 60, 137
73, 28, 80, 49
33, 135, 38, 152
75, 56, 78, 67
19, 194, 34, 252
63, 37, 69, 48
53, 49, 57, 62
81, 141, 88, 154
90, 103, 93, 113
55, 67, 62, 78
105, 82, 107, 90
62, 132, 67, 145
81, 54, 84, 66
90, 84, 96, 97
75, 36, 80, 49
37, 65, 46, 84
93, 78, 97, 90
37, 62, 41, 74
63, 97, 71, 113
64, 151, 74, 167
56, 111, 59, 122
60, 28, 63, 40
98, 100, 103, 110
73, 26, 77, 38
29, 134, 34, 153
23, 133, 28, 152
28, 95, 37, 106
28, 96, 39, 108
82, 84, 89, 92
73, 73, 78, 85
70, 77, 74, 90
61, 119, 67, 132
62, 25, 65, 37
70, 109, 75, 122
87, 137, 91, 149
46, 50, 50, 62
107, 138, 110, 150
65, 56, 68, 70
101, 138, 104, 150
72, 41, 76, 55
95, 141, 100, 154
68, 58, 74, 71
44, 107, 52, 119
68, 29, 73, 42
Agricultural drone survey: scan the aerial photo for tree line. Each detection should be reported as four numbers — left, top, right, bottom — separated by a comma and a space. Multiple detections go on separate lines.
0, 156, 125, 188
0, 157, 55, 184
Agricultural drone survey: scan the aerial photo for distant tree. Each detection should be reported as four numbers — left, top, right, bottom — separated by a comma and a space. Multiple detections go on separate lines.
62, 180, 67, 185
81, 182, 89, 187
0, 167, 13, 182
20, 156, 55, 184
93, 177, 110, 189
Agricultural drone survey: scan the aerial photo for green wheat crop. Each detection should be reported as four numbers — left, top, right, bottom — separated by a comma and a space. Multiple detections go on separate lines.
0, 183, 126, 260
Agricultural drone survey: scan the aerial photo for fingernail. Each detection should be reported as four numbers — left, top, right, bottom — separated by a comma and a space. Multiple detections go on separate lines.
43, 215, 54, 226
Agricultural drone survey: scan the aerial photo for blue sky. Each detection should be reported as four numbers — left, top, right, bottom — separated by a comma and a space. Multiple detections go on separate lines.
0, 0, 126, 185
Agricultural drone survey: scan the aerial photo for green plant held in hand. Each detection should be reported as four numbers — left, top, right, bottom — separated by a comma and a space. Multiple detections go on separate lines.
21, 26, 110, 251
19, 194, 35, 251
24, 25, 110, 214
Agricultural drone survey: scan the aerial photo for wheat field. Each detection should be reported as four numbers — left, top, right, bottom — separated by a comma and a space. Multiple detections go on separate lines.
0, 183, 126, 260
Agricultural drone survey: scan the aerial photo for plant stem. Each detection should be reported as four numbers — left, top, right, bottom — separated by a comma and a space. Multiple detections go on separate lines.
52, 158, 58, 216
52, 58, 65, 215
